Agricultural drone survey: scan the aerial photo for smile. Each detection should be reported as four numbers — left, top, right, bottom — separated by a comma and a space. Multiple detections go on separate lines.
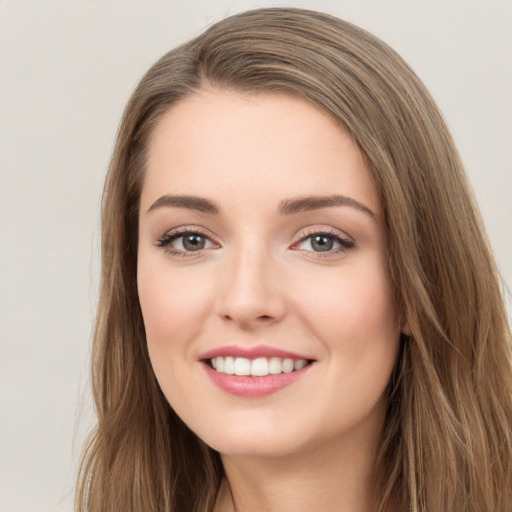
199, 345, 315, 397
209, 356, 310, 376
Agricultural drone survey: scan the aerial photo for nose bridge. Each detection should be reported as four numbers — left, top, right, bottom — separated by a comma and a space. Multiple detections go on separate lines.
217, 236, 285, 328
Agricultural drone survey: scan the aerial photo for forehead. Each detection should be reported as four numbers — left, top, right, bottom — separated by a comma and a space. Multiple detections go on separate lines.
142, 88, 380, 215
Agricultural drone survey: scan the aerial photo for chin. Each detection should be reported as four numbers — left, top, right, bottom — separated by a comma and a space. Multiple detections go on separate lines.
213, 437, 307, 460
192, 417, 308, 459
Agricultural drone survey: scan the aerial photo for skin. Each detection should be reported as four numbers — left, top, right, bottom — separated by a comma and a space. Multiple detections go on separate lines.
137, 89, 401, 511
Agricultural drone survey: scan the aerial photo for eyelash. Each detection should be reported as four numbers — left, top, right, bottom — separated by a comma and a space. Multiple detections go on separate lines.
154, 227, 217, 257
154, 227, 355, 258
292, 228, 355, 257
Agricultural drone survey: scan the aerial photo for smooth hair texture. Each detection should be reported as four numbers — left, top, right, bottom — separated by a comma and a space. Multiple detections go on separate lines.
76, 8, 512, 512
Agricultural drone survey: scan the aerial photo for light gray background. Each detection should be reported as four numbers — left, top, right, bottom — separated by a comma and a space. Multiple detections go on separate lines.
1, 1, 510, 511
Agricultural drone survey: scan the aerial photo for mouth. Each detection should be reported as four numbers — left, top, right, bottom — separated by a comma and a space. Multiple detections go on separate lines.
206, 356, 314, 376
198, 345, 316, 397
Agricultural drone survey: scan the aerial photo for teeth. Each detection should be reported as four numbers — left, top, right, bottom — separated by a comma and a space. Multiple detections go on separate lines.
268, 357, 282, 374
224, 356, 235, 375
294, 359, 307, 370
234, 357, 251, 376
211, 356, 309, 376
282, 358, 294, 373
251, 357, 268, 376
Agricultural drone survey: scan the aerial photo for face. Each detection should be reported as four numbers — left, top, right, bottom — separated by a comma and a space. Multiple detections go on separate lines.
137, 89, 400, 459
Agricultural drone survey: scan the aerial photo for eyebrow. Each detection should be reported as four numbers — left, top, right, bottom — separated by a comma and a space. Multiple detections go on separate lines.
279, 195, 375, 218
146, 193, 375, 218
147, 195, 220, 214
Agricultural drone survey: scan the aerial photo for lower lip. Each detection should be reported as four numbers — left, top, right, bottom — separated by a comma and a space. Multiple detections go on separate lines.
203, 363, 312, 398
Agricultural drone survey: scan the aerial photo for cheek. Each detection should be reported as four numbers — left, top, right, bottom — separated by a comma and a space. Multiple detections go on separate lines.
299, 262, 397, 335
293, 258, 399, 386
137, 261, 217, 412
292, 262, 399, 431
137, 261, 214, 360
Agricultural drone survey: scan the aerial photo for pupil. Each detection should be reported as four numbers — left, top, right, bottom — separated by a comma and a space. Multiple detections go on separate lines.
183, 234, 205, 251
312, 235, 333, 252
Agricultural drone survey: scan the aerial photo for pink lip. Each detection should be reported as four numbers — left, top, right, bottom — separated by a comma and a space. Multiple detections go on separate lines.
198, 344, 311, 361
203, 363, 313, 398
198, 344, 315, 398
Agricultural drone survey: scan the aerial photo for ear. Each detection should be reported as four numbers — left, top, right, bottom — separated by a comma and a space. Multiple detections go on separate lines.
401, 318, 411, 337
399, 307, 411, 336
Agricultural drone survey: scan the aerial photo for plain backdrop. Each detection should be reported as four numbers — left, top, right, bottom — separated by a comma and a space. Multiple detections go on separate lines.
0, 1, 510, 511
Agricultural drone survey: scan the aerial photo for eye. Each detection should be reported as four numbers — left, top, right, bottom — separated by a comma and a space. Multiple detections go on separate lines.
155, 229, 216, 255
302, 234, 336, 252
293, 230, 354, 255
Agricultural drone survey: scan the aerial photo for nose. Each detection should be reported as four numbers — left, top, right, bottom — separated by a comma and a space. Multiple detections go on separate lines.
216, 246, 287, 331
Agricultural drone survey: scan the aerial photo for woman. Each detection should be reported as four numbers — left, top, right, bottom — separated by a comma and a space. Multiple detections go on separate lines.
76, 7, 512, 511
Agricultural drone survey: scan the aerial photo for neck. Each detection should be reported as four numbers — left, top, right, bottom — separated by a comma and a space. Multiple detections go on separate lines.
215, 429, 381, 512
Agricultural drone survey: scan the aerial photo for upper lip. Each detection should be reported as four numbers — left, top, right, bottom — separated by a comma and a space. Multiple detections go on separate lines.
198, 344, 313, 361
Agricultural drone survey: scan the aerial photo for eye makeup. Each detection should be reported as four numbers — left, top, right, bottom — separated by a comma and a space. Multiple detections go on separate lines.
291, 226, 355, 257
154, 226, 219, 257
154, 224, 355, 259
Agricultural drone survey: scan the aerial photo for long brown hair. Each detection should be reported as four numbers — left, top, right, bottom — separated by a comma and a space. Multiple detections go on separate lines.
76, 8, 512, 511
